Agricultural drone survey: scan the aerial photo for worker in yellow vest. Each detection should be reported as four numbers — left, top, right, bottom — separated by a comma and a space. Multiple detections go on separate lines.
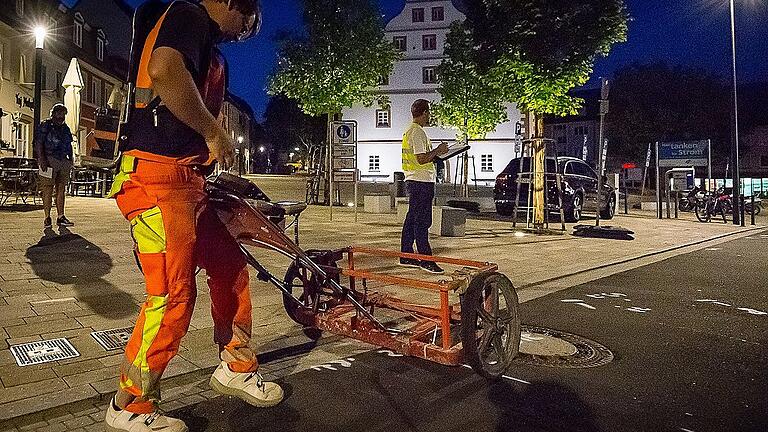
400, 99, 448, 274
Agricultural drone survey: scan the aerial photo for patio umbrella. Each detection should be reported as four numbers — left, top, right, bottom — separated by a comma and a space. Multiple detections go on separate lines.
62, 58, 83, 158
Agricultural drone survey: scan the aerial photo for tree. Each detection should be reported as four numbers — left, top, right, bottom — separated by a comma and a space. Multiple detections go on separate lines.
606, 63, 730, 163
463, 0, 629, 227
464, 0, 629, 129
263, 95, 326, 162
268, 0, 401, 119
433, 22, 509, 142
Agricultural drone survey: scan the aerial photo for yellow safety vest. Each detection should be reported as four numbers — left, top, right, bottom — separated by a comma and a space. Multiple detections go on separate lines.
402, 123, 431, 173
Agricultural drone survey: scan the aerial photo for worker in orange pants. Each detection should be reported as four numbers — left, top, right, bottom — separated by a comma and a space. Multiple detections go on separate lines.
104, 1, 282, 431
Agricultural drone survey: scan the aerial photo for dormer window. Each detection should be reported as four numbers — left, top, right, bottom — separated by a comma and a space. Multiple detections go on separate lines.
74, 13, 84, 48
97, 30, 107, 61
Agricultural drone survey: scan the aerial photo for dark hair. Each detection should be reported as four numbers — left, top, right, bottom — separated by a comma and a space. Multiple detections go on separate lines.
51, 103, 68, 115
228, 0, 260, 16
411, 99, 430, 118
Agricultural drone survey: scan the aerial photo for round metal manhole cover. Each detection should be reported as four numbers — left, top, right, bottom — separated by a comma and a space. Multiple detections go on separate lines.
514, 325, 614, 368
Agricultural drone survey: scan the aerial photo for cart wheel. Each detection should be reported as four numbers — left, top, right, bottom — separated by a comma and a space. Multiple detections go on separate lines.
282, 260, 338, 340
460, 272, 521, 380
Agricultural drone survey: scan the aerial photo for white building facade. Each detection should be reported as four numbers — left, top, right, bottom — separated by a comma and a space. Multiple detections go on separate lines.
342, 0, 523, 185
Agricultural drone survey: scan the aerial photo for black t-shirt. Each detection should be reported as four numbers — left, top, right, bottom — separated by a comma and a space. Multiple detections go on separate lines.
125, 1, 224, 159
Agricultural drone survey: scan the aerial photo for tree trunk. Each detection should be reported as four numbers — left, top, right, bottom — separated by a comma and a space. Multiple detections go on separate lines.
531, 113, 546, 229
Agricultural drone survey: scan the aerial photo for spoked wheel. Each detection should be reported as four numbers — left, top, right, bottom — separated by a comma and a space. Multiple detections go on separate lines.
282, 260, 339, 340
460, 272, 521, 380
695, 201, 711, 222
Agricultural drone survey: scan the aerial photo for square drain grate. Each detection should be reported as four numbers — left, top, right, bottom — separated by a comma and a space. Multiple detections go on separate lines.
91, 327, 133, 351
10, 338, 80, 366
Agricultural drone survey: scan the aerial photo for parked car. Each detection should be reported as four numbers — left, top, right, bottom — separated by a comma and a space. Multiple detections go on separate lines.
494, 156, 616, 222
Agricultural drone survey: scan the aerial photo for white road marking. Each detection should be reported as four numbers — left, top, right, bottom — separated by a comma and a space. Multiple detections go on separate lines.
737, 307, 767, 316
377, 350, 404, 357
626, 307, 651, 313
705, 248, 721, 251
461, 364, 530, 384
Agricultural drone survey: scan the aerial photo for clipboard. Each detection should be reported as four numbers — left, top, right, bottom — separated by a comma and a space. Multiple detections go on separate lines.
435, 143, 470, 161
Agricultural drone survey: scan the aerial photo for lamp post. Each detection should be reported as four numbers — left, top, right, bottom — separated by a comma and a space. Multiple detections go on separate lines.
728, 0, 741, 225
237, 136, 244, 176
33, 26, 46, 155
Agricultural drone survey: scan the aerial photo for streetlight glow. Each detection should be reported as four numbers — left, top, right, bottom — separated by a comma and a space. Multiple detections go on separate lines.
34, 26, 47, 49
259, 146, 265, 153
237, 136, 244, 144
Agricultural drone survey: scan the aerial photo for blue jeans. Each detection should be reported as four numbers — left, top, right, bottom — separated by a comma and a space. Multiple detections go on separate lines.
401, 180, 434, 256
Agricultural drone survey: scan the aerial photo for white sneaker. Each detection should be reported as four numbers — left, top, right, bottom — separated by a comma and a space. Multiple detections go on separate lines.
209, 361, 284, 407
105, 398, 188, 432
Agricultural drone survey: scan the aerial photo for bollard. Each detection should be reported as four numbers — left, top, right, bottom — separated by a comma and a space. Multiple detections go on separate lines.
674, 192, 679, 219
740, 195, 746, 227
751, 195, 756, 226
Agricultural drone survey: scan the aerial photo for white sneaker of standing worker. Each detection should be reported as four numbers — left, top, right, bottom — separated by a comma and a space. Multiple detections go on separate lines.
105, 397, 188, 432
209, 361, 285, 407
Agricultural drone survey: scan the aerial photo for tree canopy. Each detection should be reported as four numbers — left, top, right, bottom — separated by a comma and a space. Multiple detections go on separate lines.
433, 22, 509, 141
268, 0, 401, 117
464, 0, 629, 118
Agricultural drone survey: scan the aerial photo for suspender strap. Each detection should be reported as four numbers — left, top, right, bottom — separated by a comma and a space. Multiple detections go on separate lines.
134, 2, 177, 108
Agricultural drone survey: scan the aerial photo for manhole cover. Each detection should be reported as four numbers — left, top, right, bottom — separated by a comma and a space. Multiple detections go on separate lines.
514, 325, 613, 368
91, 327, 133, 351
10, 338, 80, 366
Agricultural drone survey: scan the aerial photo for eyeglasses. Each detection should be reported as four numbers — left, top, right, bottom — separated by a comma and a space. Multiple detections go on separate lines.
237, 12, 257, 41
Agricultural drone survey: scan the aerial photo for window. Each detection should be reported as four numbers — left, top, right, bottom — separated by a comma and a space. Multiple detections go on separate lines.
18, 54, 27, 84
16, 0, 24, 17
481, 155, 493, 172
48, 16, 57, 37
432, 7, 445, 21
574, 125, 589, 136
13, 122, 30, 158
369, 155, 380, 172
97, 38, 105, 61
55, 70, 63, 98
568, 161, 596, 179
94, 78, 102, 106
412, 8, 424, 23
422, 34, 437, 51
74, 14, 84, 48
422, 66, 437, 84
393, 36, 407, 52
375, 110, 390, 128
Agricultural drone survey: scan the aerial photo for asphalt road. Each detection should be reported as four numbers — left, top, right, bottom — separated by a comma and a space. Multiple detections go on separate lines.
171, 231, 768, 432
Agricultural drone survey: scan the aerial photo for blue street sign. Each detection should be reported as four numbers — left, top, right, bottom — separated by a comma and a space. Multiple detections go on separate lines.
658, 140, 709, 167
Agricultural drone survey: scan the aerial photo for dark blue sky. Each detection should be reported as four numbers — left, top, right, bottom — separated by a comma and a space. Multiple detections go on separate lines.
116, 0, 767, 119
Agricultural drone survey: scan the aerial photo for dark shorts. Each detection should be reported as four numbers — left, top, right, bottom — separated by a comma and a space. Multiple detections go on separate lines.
38, 158, 72, 189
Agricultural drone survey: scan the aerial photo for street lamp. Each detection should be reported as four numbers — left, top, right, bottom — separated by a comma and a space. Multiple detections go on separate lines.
728, 0, 742, 225
33, 26, 47, 150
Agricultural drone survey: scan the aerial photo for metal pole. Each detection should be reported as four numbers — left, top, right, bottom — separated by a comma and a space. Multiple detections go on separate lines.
707, 139, 712, 192
33, 47, 43, 157
729, 0, 741, 225
674, 191, 679, 219
656, 142, 661, 219
623, 169, 629, 214
740, 195, 745, 227
328, 121, 333, 221
751, 195, 755, 226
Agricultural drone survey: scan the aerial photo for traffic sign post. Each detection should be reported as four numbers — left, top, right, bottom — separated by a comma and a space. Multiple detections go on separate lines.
329, 121, 358, 222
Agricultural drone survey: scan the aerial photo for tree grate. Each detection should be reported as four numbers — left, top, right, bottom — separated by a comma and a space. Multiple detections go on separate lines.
91, 327, 133, 351
10, 338, 80, 366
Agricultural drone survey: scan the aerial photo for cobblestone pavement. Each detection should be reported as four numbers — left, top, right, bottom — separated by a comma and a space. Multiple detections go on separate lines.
0, 193, 760, 430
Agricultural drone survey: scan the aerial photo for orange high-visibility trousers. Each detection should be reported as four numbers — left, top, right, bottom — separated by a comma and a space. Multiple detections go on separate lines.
111, 156, 258, 414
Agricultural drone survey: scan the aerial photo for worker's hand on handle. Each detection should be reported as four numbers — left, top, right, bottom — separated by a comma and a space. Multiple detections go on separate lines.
436, 142, 449, 156
206, 126, 236, 170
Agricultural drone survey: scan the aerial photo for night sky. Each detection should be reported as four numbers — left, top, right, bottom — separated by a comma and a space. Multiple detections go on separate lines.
103, 0, 768, 119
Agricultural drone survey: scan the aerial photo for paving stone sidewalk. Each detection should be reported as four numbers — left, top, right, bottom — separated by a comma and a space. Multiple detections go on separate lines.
0, 195, 761, 430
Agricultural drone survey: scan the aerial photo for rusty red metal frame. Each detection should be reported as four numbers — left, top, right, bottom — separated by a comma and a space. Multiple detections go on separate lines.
210, 184, 499, 366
